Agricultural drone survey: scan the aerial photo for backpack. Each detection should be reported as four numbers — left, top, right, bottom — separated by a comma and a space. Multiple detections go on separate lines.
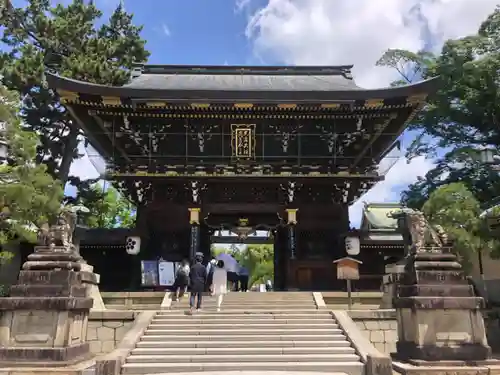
177, 265, 189, 277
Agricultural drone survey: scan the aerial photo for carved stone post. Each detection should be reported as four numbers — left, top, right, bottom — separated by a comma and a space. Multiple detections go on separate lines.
0, 231, 94, 365
188, 208, 201, 262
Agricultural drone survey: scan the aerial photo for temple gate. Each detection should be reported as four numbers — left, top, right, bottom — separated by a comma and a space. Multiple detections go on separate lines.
47, 64, 437, 290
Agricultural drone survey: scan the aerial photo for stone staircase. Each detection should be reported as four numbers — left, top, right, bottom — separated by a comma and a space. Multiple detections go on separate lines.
121, 292, 364, 374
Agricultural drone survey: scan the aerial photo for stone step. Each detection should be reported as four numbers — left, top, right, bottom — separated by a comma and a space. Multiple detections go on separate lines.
148, 323, 339, 330
151, 318, 335, 324
140, 334, 347, 341
136, 340, 352, 348
171, 303, 315, 309
157, 309, 323, 314
143, 328, 343, 336
126, 353, 360, 363
220, 305, 317, 308
121, 361, 364, 374
155, 313, 332, 319
131, 346, 356, 355
105, 304, 159, 310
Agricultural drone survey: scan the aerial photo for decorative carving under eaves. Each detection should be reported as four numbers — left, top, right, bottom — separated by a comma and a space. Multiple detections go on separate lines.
316, 123, 338, 153
134, 181, 153, 204
333, 181, 352, 204
150, 124, 171, 154
269, 123, 302, 153
280, 181, 303, 203
185, 122, 220, 153
337, 129, 367, 154
186, 180, 207, 204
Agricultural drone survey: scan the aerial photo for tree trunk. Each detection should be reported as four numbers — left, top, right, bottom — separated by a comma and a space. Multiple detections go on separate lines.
58, 127, 79, 185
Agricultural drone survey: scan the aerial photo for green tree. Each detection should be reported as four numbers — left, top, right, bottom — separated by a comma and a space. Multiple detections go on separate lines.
377, 7, 500, 208
232, 244, 274, 287
421, 183, 500, 270
76, 184, 136, 228
0, 82, 63, 246
0, 0, 150, 191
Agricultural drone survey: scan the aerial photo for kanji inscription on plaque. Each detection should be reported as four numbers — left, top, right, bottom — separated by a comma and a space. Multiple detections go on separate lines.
231, 124, 256, 159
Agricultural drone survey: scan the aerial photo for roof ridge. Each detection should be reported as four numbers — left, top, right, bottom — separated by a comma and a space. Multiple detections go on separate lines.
131, 64, 355, 78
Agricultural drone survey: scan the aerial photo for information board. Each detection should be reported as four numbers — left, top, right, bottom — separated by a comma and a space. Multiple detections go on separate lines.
140, 260, 159, 286
158, 261, 176, 286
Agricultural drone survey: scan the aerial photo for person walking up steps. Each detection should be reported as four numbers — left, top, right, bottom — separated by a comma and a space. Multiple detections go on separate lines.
173, 259, 190, 301
211, 260, 228, 312
189, 253, 207, 314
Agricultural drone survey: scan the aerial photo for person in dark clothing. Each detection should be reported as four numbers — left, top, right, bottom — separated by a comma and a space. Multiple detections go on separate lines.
173, 259, 190, 301
238, 266, 249, 292
189, 254, 207, 312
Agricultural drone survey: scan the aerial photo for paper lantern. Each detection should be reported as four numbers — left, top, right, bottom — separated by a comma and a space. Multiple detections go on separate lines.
125, 236, 141, 255
345, 236, 360, 256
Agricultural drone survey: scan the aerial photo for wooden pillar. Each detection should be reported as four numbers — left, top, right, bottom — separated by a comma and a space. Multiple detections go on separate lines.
286, 209, 298, 260
273, 227, 287, 291
188, 208, 201, 262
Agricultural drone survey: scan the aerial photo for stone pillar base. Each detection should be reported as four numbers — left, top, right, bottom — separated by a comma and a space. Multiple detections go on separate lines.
0, 343, 90, 366
394, 251, 491, 363
0, 245, 94, 366
79, 263, 106, 310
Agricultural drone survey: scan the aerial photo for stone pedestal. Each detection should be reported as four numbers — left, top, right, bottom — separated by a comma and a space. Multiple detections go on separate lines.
79, 263, 105, 311
394, 251, 491, 364
0, 245, 95, 366
380, 261, 405, 309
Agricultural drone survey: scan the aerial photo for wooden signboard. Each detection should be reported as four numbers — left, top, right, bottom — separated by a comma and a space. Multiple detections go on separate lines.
333, 257, 362, 280
487, 216, 500, 235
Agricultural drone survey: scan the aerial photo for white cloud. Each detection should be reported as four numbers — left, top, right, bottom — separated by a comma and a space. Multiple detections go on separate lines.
242, 0, 498, 225
161, 23, 171, 37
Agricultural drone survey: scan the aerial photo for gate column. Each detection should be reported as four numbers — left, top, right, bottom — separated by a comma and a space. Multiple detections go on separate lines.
188, 208, 201, 261
286, 209, 298, 260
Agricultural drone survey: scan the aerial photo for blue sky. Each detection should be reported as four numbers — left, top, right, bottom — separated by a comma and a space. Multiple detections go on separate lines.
10, 0, 500, 228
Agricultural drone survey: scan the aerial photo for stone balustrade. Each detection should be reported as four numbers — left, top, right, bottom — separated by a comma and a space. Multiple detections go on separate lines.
86, 310, 138, 356
348, 310, 398, 355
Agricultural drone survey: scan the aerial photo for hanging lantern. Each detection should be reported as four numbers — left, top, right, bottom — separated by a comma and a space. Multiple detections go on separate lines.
345, 236, 360, 256
125, 236, 141, 255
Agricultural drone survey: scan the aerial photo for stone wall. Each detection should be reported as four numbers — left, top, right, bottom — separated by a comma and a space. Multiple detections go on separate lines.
86, 310, 138, 356
348, 309, 398, 355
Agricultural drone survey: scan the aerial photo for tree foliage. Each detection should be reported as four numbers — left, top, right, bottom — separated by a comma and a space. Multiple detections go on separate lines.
421, 183, 500, 269
377, 7, 500, 208
0, 83, 63, 247
0, 0, 150, 189
211, 244, 275, 287
76, 184, 136, 228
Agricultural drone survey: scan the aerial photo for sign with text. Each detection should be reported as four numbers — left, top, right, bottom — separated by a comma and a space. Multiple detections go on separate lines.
333, 257, 363, 280
231, 124, 256, 159
158, 261, 176, 286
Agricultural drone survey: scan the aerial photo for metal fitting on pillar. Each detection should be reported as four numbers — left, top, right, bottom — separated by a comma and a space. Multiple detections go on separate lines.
188, 207, 201, 225
285, 209, 298, 225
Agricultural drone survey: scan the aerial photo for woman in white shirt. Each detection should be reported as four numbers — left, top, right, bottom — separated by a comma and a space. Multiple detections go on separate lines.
211, 260, 228, 312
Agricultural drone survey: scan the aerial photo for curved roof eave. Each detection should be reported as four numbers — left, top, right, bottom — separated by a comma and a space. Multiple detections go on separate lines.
45, 72, 440, 102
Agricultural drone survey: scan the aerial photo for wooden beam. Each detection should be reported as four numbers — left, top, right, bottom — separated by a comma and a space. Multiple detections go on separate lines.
211, 236, 273, 244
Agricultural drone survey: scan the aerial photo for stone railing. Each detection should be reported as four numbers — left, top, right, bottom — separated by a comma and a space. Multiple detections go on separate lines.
348, 309, 398, 355
332, 310, 392, 375
87, 310, 139, 356
101, 291, 164, 310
